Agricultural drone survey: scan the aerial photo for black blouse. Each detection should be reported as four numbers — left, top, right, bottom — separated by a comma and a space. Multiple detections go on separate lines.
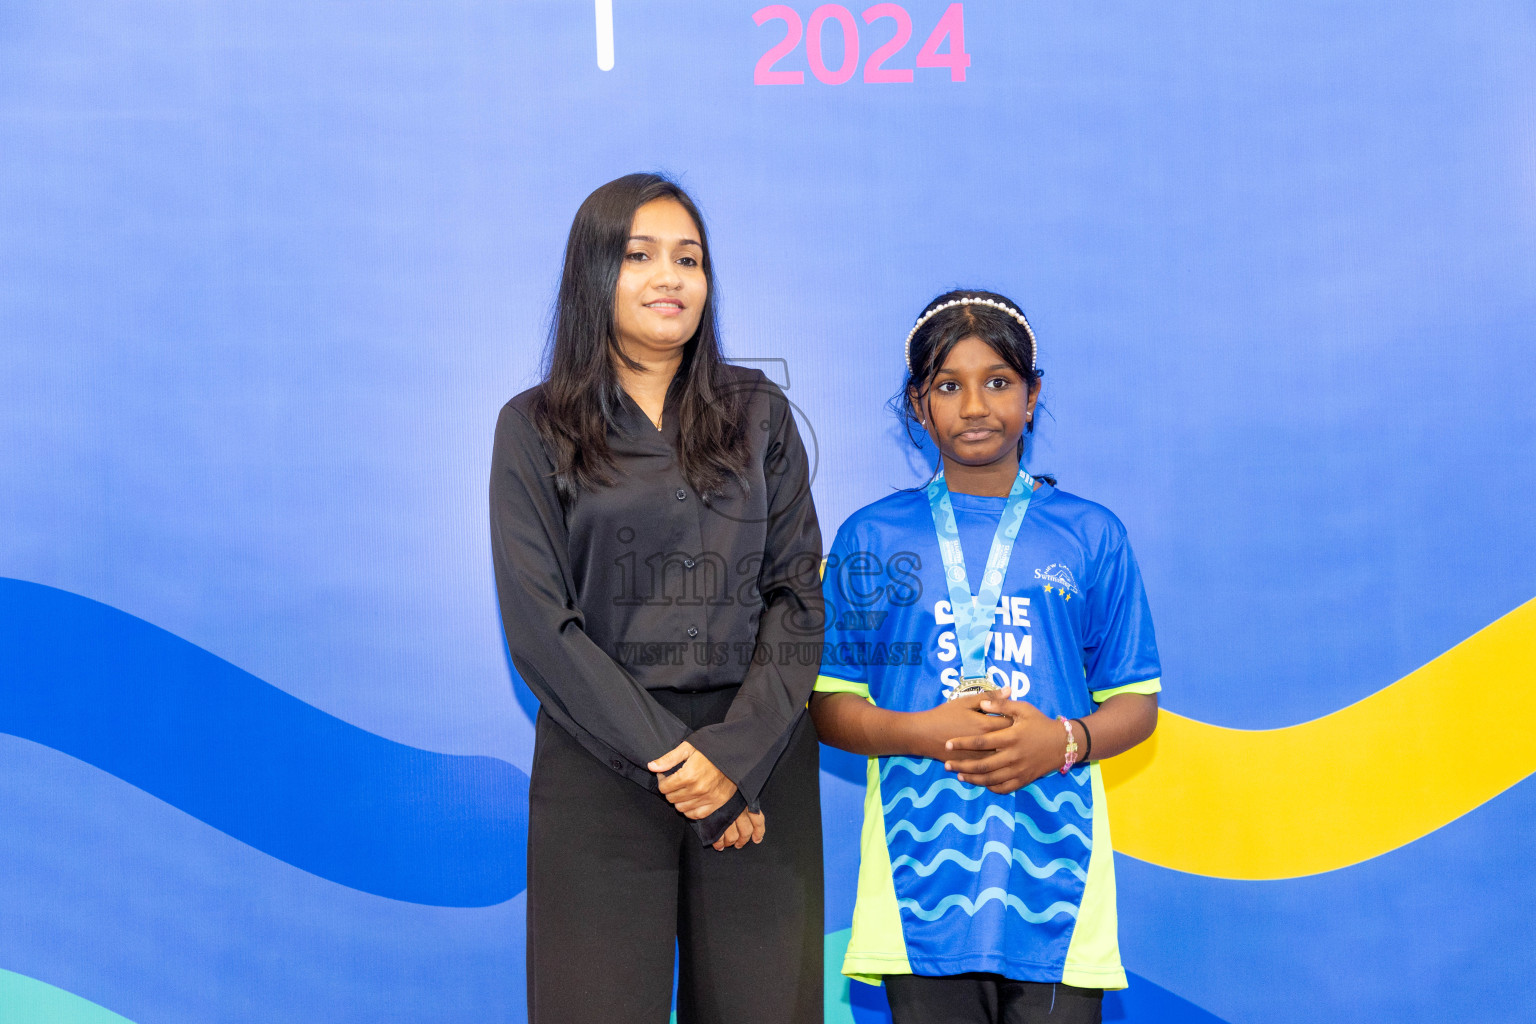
489, 364, 824, 842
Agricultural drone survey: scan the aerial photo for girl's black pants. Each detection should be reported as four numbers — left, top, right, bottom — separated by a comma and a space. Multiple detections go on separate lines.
525, 686, 823, 1024
885, 973, 1104, 1024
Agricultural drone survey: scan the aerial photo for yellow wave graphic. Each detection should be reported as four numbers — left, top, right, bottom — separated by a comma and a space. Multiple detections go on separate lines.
1102, 597, 1536, 879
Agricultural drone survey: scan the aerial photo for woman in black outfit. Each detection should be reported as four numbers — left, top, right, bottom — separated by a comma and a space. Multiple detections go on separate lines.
489, 173, 824, 1023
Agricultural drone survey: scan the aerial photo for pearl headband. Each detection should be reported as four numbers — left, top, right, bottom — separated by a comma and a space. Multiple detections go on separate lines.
904, 298, 1038, 374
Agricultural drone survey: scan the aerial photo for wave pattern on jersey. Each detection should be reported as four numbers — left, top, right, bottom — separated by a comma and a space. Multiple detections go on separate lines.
898, 888, 1082, 923
1023, 781, 1091, 817
880, 756, 1092, 972
890, 842, 1089, 881
880, 755, 935, 780
883, 776, 988, 813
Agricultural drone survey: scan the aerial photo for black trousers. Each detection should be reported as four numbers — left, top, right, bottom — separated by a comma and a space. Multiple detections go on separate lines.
526, 687, 823, 1024
884, 973, 1103, 1024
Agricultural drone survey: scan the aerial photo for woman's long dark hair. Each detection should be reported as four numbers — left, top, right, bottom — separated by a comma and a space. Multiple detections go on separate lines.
534, 173, 749, 502
893, 288, 1052, 479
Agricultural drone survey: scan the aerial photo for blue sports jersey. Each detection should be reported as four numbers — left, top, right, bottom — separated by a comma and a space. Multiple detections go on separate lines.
816, 481, 1161, 988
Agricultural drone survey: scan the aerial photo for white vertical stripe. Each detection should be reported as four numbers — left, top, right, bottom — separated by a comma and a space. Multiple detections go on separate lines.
594, 0, 615, 71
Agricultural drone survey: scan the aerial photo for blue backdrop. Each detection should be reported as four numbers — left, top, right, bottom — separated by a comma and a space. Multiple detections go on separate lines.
2, 2, 1533, 1021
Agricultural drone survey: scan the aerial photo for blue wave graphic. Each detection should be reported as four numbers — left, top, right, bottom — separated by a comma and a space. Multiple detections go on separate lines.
1023, 781, 1091, 818
882, 776, 987, 814
0, 578, 528, 907
898, 887, 1080, 923
890, 840, 1088, 881
880, 755, 934, 781
886, 806, 1092, 848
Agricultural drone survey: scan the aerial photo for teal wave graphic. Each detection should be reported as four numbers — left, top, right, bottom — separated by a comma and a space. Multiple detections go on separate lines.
1016, 809, 1091, 848
0, 578, 529, 906
1023, 781, 1091, 818
898, 887, 1081, 923
886, 806, 1092, 848
880, 755, 935, 781
890, 840, 1088, 881
888, 805, 1015, 841
0, 968, 136, 1023
882, 776, 987, 814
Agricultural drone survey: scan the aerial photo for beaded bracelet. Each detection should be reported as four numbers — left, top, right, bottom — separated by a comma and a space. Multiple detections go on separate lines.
1057, 716, 1080, 774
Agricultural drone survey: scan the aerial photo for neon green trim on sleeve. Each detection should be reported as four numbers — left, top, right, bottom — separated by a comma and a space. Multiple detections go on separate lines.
841, 756, 912, 984
1062, 763, 1128, 990
1090, 676, 1162, 703
814, 674, 871, 699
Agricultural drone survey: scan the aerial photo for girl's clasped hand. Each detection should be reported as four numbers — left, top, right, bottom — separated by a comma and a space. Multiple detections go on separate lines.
896, 692, 1077, 795
936, 695, 1072, 794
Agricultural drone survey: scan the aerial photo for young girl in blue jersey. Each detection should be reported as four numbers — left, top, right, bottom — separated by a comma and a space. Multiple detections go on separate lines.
811, 290, 1162, 1024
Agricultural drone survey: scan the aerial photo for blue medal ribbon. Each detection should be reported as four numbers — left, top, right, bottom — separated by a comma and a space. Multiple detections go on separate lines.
925, 466, 1034, 695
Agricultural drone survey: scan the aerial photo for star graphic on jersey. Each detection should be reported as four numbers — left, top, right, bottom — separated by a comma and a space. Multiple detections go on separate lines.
1044, 584, 1054, 594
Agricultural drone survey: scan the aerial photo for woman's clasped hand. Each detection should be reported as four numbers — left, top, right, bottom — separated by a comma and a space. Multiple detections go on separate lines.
648, 741, 768, 851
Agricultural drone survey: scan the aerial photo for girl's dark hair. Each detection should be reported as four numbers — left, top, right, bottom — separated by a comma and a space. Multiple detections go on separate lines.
894, 288, 1052, 479
533, 173, 748, 501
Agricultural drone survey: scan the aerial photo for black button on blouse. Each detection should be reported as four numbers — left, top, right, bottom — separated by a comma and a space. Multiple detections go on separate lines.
490, 365, 823, 839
